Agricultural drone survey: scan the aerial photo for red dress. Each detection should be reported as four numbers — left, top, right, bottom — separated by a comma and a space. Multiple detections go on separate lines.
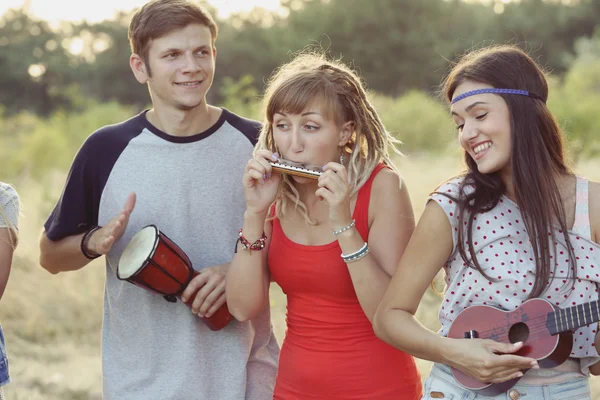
269, 164, 422, 399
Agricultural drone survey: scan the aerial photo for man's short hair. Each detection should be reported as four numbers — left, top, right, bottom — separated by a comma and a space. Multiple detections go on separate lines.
128, 0, 218, 74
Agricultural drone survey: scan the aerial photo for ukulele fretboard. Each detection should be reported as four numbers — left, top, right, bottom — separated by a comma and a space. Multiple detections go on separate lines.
547, 299, 600, 334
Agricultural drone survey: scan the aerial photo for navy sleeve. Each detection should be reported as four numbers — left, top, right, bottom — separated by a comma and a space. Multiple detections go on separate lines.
44, 115, 144, 240
225, 110, 261, 146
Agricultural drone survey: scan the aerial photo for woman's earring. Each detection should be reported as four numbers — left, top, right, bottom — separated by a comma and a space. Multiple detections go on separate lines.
340, 152, 345, 165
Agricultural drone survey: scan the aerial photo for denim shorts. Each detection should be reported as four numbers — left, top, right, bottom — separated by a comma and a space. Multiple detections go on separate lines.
422, 363, 590, 400
0, 325, 9, 387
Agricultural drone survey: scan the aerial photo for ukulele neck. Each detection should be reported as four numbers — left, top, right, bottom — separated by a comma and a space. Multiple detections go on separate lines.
548, 299, 600, 334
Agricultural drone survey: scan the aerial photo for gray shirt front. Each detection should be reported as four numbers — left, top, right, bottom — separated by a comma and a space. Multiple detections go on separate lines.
45, 109, 279, 400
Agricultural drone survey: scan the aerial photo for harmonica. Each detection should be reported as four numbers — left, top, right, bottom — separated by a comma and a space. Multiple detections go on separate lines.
269, 159, 323, 180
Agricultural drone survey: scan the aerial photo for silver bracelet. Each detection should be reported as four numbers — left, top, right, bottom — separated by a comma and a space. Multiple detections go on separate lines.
332, 219, 356, 235
341, 242, 369, 263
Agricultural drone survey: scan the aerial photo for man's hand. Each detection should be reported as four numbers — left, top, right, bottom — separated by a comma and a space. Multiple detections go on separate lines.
87, 193, 136, 255
181, 263, 229, 318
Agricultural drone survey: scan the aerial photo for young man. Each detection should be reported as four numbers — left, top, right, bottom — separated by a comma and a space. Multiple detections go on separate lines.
39, 1, 279, 399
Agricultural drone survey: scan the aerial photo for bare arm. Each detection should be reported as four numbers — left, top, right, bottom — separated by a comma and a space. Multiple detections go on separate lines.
39, 193, 136, 274
225, 150, 281, 322
373, 201, 537, 384
225, 211, 272, 322
373, 200, 454, 359
589, 181, 600, 359
589, 180, 599, 246
589, 358, 600, 376
39, 231, 93, 274
0, 229, 15, 299
338, 169, 415, 321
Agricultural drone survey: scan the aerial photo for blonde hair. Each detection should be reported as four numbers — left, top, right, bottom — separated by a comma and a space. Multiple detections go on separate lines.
256, 52, 402, 224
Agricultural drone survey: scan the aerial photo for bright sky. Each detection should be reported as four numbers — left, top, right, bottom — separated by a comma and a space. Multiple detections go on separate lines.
0, 0, 283, 23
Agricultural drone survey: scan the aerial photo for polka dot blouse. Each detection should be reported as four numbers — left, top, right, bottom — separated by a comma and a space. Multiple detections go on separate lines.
428, 176, 600, 374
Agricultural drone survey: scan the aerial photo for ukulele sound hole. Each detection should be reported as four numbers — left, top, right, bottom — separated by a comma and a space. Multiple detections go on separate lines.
508, 322, 529, 343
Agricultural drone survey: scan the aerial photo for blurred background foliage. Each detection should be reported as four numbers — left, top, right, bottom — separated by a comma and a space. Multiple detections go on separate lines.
1, 0, 600, 179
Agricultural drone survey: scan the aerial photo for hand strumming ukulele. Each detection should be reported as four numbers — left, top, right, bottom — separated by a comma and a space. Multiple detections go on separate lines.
448, 297, 600, 395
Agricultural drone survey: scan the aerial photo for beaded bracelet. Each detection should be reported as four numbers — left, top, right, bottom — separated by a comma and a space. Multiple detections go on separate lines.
341, 242, 370, 263
236, 229, 267, 255
332, 219, 355, 235
80, 226, 102, 260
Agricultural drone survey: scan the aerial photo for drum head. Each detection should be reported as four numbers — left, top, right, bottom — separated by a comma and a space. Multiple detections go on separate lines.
118, 225, 158, 279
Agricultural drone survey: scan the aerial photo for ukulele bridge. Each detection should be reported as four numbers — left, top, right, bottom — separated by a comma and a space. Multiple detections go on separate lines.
464, 330, 479, 339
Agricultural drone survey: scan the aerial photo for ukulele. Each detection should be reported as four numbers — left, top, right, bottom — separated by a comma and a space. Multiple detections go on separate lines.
269, 159, 323, 180
448, 297, 599, 395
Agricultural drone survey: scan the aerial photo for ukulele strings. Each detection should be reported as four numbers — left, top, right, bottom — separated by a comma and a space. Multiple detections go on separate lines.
456, 236, 600, 338
463, 313, 591, 338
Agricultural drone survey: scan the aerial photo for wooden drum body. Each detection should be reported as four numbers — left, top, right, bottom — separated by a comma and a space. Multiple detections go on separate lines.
117, 225, 233, 331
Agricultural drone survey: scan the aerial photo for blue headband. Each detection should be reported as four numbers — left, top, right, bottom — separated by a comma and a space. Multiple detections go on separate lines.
451, 88, 545, 105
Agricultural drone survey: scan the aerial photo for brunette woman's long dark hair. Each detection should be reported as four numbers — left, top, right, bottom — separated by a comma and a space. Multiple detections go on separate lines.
440, 45, 576, 299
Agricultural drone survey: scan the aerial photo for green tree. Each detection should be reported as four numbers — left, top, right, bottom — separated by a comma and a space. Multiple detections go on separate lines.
0, 9, 74, 115
549, 29, 600, 160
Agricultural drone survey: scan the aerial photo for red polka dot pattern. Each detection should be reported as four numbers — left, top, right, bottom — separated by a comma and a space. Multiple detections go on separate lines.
429, 178, 600, 367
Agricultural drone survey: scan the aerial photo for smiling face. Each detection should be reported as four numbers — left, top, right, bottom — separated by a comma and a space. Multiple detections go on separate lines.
132, 23, 216, 112
451, 80, 513, 178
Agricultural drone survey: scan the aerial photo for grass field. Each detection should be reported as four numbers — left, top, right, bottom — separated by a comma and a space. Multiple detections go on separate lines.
1, 154, 599, 399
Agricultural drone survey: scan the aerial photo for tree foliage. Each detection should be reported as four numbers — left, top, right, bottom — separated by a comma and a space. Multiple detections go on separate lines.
1, 0, 599, 115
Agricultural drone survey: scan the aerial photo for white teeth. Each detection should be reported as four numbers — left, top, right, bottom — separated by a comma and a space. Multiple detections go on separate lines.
177, 82, 200, 86
473, 142, 492, 154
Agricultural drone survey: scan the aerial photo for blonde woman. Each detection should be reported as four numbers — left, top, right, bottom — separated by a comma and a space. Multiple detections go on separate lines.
226, 53, 422, 399
0, 182, 19, 399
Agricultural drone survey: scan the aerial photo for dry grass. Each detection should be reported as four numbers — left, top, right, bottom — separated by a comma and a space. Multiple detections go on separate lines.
1, 154, 599, 399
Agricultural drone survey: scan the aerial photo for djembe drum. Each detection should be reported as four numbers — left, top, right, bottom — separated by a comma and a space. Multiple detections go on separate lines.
117, 225, 233, 331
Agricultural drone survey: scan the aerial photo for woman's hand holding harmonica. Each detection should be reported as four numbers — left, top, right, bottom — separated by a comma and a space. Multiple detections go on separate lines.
243, 151, 282, 215
316, 162, 352, 232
